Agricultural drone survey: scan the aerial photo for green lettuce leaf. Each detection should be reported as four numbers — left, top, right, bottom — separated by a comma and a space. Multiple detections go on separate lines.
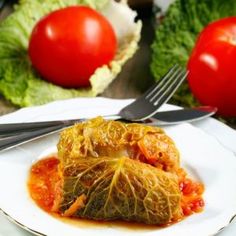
151, 0, 236, 107
0, 0, 141, 106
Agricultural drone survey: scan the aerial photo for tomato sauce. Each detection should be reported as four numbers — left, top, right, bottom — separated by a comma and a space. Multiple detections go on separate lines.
28, 156, 60, 212
179, 178, 205, 216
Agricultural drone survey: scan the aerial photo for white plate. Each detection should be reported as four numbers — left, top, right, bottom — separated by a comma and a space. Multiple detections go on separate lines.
0, 98, 236, 236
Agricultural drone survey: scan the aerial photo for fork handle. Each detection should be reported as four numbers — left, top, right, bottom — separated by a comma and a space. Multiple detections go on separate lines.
0, 124, 68, 152
0, 118, 85, 135
0, 116, 125, 152
0, 114, 122, 136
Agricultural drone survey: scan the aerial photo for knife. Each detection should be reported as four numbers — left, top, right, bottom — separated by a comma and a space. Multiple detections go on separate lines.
0, 106, 217, 152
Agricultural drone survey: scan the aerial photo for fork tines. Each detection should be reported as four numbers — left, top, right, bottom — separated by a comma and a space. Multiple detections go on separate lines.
145, 65, 188, 107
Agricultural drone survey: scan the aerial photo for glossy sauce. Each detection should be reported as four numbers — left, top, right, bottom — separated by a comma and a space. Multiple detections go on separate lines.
28, 156, 60, 212
28, 155, 204, 228
180, 177, 205, 216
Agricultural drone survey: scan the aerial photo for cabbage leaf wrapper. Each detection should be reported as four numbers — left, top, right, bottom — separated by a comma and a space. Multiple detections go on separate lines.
58, 156, 182, 225
55, 117, 183, 225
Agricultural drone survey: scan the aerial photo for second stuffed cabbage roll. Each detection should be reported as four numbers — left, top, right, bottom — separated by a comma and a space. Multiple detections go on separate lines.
58, 117, 180, 173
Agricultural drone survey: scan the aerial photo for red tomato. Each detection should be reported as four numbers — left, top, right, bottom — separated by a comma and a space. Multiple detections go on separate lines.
28, 6, 117, 88
187, 17, 236, 117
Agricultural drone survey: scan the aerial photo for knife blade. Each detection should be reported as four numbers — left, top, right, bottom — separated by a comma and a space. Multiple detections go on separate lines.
147, 106, 217, 125
0, 106, 217, 152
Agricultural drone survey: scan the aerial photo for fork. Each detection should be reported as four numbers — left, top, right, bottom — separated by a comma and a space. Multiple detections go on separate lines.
0, 65, 187, 151
0, 65, 187, 135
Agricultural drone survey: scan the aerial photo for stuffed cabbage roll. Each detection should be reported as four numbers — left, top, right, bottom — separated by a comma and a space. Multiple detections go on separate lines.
54, 117, 182, 224
58, 117, 180, 173
28, 117, 204, 226
56, 155, 181, 224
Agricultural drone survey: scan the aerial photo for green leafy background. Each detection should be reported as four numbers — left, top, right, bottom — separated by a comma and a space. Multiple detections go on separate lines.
151, 0, 236, 108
